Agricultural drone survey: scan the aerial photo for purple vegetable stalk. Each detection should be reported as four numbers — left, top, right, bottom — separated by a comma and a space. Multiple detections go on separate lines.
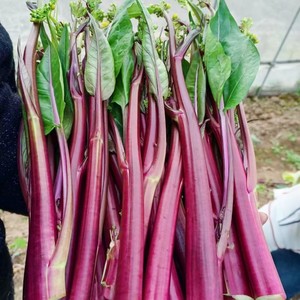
165, 14, 222, 299
237, 103, 257, 192
144, 125, 182, 300
230, 123, 286, 299
45, 54, 74, 298
65, 27, 88, 292
69, 29, 107, 297
143, 78, 167, 240
114, 65, 145, 300
216, 103, 234, 270
18, 24, 57, 299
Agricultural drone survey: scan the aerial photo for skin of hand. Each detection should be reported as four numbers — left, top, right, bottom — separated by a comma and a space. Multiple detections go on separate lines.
260, 212, 268, 225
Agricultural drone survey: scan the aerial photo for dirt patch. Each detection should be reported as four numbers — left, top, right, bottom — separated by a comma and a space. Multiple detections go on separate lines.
1, 94, 300, 299
0, 211, 27, 300
244, 94, 300, 206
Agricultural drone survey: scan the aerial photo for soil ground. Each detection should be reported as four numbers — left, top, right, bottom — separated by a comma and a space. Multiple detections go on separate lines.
1, 94, 300, 300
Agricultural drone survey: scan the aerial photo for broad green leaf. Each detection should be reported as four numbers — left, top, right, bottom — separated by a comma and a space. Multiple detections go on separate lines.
122, 50, 135, 103
137, 0, 168, 98
186, 51, 207, 123
134, 42, 143, 67
108, 13, 134, 77
110, 50, 134, 135
187, 0, 205, 28
40, 24, 50, 50
136, 0, 169, 99
109, 102, 123, 138
204, 27, 231, 106
182, 59, 190, 79
58, 25, 70, 74
84, 17, 115, 100
210, 0, 260, 109
112, 0, 137, 23
58, 25, 73, 139
37, 44, 65, 135
110, 78, 126, 110
110, 78, 126, 133
127, 2, 143, 19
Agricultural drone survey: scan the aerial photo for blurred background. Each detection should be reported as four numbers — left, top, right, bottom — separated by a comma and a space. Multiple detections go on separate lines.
0, 1, 300, 299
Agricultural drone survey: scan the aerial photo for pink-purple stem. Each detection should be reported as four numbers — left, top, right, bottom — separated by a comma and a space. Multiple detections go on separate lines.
114, 66, 145, 300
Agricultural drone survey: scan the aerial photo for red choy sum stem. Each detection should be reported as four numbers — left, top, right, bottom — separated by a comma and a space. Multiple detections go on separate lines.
108, 113, 126, 195
169, 260, 184, 300
18, 25, 57, 300
143, 89, 167, 237
47, 125, 73, 299
165, 13, 222, 299
230, 124, 286, 299
69, 47, 107, 300
237, 103, 257, 193
223, 222, 253, 298
203, 132, 222, 219
216, 103, 234, 270
91, 244, 106, 300
142, 91, 158, 173
66, 26, 88, 292
31, 32, 74, 298
114, 65, 145, 300
144, 126, 183, 300
103, 174, 121, 247
68, 26, 88, 213
17, 121, 31, 212
108, 151, 123, 195
174, 201, 186, 279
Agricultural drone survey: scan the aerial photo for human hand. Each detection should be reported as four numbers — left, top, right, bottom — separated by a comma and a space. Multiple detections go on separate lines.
259, 212, 268, 225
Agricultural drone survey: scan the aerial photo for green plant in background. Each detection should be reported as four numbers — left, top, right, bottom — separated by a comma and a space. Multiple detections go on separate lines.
271, 141, 284, 155
282, 171, 300, 186
9, 237, 28, 258
288, 133, 297, 143
285, 150, 300, 169
272, 141, 300, 169
250, 133, 260, 145
255, 183, 266, 194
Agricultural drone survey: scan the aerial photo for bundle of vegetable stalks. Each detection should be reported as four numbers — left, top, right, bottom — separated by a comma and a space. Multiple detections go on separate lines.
17, 0, 286, 299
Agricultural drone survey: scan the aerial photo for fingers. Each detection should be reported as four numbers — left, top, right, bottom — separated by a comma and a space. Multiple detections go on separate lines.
259, 212, 268, 225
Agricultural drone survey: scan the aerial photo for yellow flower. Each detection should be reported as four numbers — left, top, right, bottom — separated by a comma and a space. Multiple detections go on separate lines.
100, 19, 110, 29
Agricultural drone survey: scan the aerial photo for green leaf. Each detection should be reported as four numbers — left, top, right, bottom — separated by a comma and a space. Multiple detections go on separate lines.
186, 51, 207, 123
187, 0, 205, 28
58, 25, 70, 73
182, 58, 190, 79
204, 27, 231, 106
9, 237, 27, 251
134, 42, 143, 67
40, 24, 50, 50
84, 17, 115, 100
37, 44, 65, 135
112, 0, 137, 22
58, 25, 73, 139
110, 79, 126, 132
109, 102, 123, 138
210, 0, 260, 109
110, 77, 127, 112
109, 50, 134, 134
108, 12, 134, 77
136, 0, 169, 98
127, 2, 142, 19
122, 50, 135, 104
142, 28, 169, 98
